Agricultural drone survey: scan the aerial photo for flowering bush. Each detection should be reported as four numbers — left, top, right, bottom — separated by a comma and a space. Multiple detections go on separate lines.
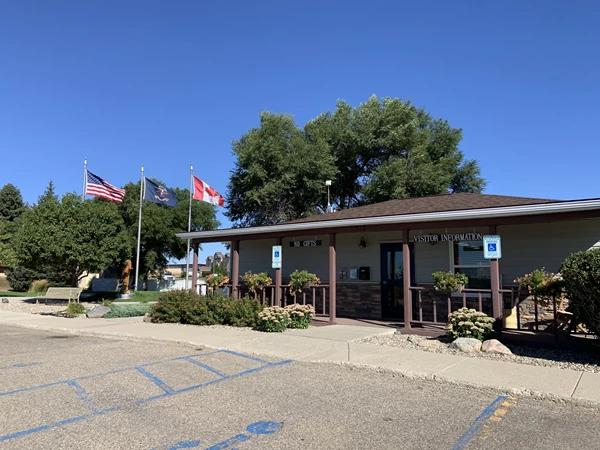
285, 304, 315, 329
514, 268, 564, 297
205, 273, 230, 289
242, 271, 272, 294
432, 271, 469, 292
289, 270, 320, 294
257, 306, 290, 332
446, 307, 495, 341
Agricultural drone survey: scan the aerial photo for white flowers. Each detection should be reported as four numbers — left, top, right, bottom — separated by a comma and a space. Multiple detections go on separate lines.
258, 304, 315, 332
447, 307, 495, 341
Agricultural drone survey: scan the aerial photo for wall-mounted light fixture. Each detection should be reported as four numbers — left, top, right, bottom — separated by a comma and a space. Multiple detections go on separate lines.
358, 237, 367, 249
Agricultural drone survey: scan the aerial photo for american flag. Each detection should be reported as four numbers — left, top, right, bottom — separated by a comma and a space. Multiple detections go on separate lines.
85, 171, 126, 203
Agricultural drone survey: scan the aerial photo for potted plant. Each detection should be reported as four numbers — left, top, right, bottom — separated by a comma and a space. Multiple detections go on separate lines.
242, 271, 273, 294
432, 271, 469, 293
205, 273, 230, 290
289, 270, 320, 294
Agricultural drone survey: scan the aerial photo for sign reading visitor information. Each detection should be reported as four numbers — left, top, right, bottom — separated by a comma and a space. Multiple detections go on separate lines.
272, 245, 282, 269
413, 232, 483, 243
483, 235, 502, 259
289, 240, 322, 247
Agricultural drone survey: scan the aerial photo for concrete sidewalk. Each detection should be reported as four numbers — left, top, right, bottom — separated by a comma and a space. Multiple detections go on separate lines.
1, 310, 598, 405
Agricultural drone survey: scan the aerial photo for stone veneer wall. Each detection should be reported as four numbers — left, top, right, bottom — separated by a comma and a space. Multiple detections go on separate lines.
336, 283, 381, 319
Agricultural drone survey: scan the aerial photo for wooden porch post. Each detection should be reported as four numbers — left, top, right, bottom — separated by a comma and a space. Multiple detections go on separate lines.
489, 225, 502, 327
275, 237, 282, 307
232, 240, 240, 299
402, 229, 412, 330
329, 233, 337, 324
191, 243, 199, 294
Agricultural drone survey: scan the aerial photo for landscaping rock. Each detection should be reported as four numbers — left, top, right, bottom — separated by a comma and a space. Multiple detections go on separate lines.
450, 337, 482, 353
482, 339, 513, 355
143, 314, 152, 323
418, 339, 441, 348
86, 306, 111, 318
1, 298, 8, 303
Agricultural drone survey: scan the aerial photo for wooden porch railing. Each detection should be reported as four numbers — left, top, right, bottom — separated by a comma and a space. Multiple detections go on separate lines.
409, 286, 516, 326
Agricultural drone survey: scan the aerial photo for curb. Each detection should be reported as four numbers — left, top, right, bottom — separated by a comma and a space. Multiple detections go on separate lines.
1, 320, 599, 409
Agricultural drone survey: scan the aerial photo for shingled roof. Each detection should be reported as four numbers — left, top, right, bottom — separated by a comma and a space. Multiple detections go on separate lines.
288, 193, 559, 224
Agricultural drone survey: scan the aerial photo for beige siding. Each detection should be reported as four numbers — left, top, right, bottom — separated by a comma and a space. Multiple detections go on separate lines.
236, 219, 600, 287
498, 218, 600, 285
239, 239, 277, 279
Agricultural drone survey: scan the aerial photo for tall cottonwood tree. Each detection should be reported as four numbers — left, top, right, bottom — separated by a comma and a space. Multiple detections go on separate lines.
305, 95, 486, 208
227, 96, 486, 226
226, 112, 337, 227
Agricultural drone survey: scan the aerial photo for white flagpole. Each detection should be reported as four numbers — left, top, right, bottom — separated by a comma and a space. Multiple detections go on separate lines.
82, 158, 87, 201
185, 164, 193, 289
134, 165, 144, 292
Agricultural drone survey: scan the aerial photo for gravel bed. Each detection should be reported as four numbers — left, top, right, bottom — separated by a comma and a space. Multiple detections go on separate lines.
359, 333, 600, 373
0, 301, 94, 315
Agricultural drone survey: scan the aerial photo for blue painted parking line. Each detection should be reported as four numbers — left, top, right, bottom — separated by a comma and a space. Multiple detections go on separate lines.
67, 381, 100, 414
0, 362, 43, 373
220, 350, 272, 365
185, 357, 227, 378
206, 421, 282, 450
165, 440, 202, 449
137, 366, 176, 394
156, 421, 283, 450
451, 395, 508, 450
0, 351, 292, 443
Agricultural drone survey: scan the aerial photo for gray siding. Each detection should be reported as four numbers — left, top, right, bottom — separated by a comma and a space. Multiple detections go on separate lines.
235, 219, 600, 288
239, 239, 277, 279
498, 219, 600, 285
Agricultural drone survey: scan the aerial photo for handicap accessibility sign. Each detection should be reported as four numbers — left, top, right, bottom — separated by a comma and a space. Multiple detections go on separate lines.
483, 235, 501, 259
272, 245, 282, 269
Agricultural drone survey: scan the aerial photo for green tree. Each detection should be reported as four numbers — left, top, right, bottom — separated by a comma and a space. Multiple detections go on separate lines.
0, 183, 27, 222
119, 181, 219, 285
0, 184, 27, 267
37, 181, 59, 205
0, 217, 17, 267
226, 112, 337, 227
305, 96, 486, 208
12, 194, 132, 286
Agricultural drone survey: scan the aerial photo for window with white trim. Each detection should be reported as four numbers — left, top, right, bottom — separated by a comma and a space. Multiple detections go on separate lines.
451, 240, 491, 290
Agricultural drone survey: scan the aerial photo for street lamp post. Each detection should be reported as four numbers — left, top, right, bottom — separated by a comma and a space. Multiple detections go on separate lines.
325, 180, 332, 213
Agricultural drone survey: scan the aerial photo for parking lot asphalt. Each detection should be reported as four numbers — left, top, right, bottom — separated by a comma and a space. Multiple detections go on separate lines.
1, 325, 599, 450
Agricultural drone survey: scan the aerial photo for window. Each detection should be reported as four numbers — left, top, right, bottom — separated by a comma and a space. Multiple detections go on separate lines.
451, 240, 491, 290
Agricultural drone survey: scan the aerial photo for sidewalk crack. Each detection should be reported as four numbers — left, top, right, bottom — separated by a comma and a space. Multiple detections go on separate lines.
571, 372, 584, 398
436, 357, 468, 374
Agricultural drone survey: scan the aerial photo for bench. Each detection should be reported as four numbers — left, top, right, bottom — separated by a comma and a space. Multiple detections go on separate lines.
39, 287, 83, 304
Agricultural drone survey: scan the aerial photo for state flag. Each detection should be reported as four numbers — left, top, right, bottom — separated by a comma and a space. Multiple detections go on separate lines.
143, 178, 179, 207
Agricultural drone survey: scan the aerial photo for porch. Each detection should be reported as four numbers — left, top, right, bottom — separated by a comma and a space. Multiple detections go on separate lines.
178, 193, 600, 345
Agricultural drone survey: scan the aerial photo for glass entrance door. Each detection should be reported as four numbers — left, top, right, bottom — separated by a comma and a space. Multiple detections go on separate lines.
380, 243, 414, 320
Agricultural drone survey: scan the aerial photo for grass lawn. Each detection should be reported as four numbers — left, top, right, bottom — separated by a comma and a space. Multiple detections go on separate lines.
0, 291, 38, 297
85, 291, 162, 303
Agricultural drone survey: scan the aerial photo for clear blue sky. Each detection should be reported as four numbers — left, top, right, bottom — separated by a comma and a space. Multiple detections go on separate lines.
1, 1, 599, 261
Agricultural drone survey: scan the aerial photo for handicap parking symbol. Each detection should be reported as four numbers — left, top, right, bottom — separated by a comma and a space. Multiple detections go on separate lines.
274, 251, 280, 258
487, 243, 496, 252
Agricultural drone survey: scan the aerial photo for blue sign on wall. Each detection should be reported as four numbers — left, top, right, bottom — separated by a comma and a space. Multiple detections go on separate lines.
483, 235, 502, 259
272, 245, 282, 269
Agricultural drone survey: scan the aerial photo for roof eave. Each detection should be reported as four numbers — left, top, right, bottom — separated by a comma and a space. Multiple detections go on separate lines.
177, 199, 600, 241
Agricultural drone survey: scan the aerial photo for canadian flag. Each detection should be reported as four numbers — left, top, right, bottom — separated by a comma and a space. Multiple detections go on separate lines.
193, 176, 225, 207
